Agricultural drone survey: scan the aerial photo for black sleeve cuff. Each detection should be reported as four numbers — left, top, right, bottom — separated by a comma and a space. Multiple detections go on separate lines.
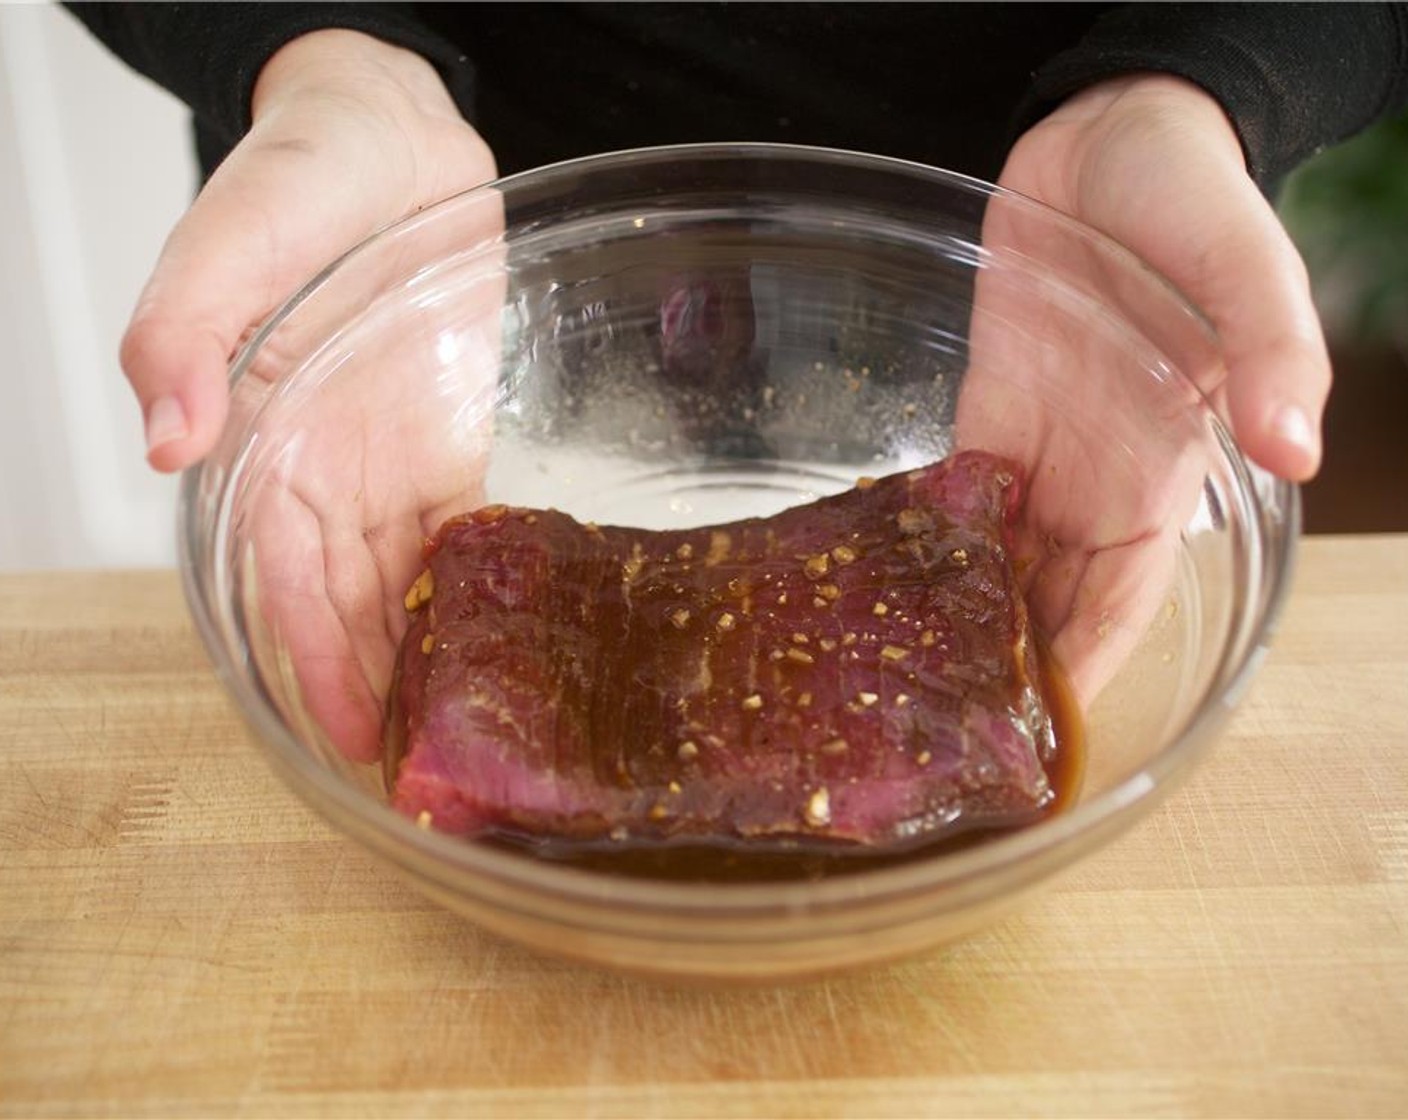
1012, 2, 1408, 189
64, 2, 477, 169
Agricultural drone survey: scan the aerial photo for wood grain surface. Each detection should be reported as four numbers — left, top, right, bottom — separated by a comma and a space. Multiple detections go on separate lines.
2, 536, 1406, 1118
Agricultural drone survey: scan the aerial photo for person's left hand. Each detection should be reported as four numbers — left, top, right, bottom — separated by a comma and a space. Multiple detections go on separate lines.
950, 73, 1326, 704
997, 73, 1331, 482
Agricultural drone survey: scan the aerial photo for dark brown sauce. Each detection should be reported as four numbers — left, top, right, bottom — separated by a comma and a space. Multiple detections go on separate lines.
464, 638, 1084, 883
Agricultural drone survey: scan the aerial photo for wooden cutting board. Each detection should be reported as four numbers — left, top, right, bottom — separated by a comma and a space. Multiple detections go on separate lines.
2, 535, 1406, 1118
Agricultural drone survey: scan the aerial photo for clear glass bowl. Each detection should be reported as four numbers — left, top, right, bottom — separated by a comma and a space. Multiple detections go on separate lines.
181, 144, 1296, 979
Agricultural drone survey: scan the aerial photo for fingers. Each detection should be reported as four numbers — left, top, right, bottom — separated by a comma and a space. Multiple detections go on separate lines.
1040, 524, 1182, 709
252, 485, 386, 763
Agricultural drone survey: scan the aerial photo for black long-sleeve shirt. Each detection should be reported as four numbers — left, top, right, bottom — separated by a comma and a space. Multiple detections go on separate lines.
68, 2, 1408, 190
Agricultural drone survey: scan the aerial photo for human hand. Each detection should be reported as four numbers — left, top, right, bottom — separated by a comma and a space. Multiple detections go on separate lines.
996, 73, 1330, 481
122, 28, 497, 472
127, 30, 504, 761
954, 73, 1320, 704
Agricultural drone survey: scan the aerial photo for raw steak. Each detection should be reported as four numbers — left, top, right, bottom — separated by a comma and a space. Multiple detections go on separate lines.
387, 451, 1060, 851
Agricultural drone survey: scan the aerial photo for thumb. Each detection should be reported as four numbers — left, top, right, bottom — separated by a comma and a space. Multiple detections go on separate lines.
121, 30, 497, 474
120, 182, 258, 474
1073, 79, 1332, 482
1192, 198, 1330, 482
122, 122, 396, 473
1120, 146, 1331, 481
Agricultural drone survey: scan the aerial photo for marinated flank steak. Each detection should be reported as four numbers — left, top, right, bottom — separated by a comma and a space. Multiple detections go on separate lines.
387, 451, 1068, 857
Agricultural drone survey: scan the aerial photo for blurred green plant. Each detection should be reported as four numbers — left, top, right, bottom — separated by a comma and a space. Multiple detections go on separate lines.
1279, 110, 1408, 354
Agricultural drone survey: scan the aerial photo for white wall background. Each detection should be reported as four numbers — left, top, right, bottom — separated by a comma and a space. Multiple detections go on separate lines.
0, 1, 196, 570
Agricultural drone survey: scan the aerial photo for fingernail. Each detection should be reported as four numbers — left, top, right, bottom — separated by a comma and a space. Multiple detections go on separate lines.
145, 395, 189, 452
1271, 404, 1317, 460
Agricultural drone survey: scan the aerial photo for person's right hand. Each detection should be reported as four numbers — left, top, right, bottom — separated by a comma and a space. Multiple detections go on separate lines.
123, 28, 497, 472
